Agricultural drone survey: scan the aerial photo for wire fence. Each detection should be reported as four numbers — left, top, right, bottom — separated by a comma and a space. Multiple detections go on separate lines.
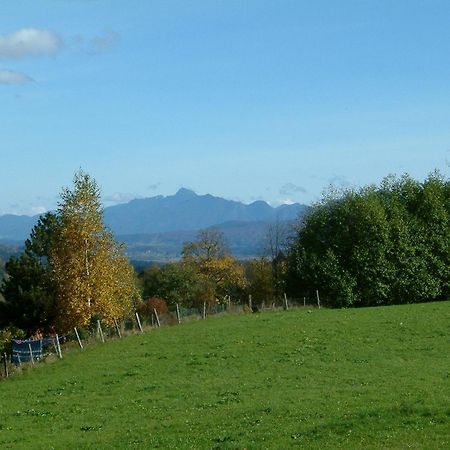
1, 294, 322, 380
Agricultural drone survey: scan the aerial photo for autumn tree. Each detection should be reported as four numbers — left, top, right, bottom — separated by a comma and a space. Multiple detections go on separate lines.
245, 258, 274, 304
51, 171, 136, 331
182, 228, 246, 303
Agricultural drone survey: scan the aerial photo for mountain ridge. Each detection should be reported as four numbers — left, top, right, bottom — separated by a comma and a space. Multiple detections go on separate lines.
0, 189, 309, 260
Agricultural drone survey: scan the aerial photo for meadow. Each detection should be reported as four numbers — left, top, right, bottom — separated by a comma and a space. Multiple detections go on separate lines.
1, 302, 449, 449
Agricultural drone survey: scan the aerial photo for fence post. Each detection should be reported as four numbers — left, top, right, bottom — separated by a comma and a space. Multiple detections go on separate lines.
202, 301, 206, 319
28, 343, 35, 365
3, 352, 8, 378
135, 311, 144, 333
303, 296, 306, 307
74, 328, 84, 349
284, 292, 289, 310
114, 319, 122, 338
153, 308, 161, 327
316, 290, 321, 309
55, 334, 63, 358
97, 320, 105, 343
248, 294, 252, 310
176, 303, 181, 324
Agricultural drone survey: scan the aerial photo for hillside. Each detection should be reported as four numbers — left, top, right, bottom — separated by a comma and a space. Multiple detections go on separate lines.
1, 302, 449, 449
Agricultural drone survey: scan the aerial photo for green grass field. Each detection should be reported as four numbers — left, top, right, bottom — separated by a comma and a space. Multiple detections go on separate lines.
1, 302, 449, 449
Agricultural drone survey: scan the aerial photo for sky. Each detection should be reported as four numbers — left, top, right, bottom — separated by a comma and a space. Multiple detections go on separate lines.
1, 0, 450, 215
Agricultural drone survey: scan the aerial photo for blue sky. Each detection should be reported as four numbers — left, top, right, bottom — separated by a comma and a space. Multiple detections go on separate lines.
1, 0, 450, 215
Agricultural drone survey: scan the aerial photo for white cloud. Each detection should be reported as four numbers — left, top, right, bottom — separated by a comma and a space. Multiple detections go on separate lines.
0, 69, 33, 85
0, 28, 62, 59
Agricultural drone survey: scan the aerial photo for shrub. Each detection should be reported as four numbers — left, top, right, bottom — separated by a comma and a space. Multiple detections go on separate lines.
137, 297, 168, 318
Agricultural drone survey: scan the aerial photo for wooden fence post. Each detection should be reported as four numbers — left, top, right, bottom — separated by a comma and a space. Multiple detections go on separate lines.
248, 294, 252, 311
316, 290, 321, 309
135, 311, 143, 333
3, 352, 8, 378
74, 328, 84, 349
303, 297, 306, 307
284, 293, 289, 310
176, 303, 181, 324
28, 343, 34, 365
202, 301, 206, 319
153, 308, 161, 327
114, 319, 122, 338
55, 334, 63, 358
97, 320, 105, 343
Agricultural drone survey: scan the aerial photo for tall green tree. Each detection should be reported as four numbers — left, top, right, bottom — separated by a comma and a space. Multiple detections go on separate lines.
0, 213, 59, 333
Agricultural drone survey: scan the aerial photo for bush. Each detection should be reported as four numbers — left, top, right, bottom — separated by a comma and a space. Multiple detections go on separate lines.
137, 297, 168, 319
0, 326, 26, 355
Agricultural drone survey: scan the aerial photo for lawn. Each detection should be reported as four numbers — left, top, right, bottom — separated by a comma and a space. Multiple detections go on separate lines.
1, 302, 449, 449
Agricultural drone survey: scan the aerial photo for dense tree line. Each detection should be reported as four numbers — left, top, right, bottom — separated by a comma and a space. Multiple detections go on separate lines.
286, 172, 450, 307
2, 171, 447, 339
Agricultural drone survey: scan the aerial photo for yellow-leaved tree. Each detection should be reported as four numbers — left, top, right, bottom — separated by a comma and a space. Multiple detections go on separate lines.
51, 171, 136, 331
182, 228, 247, 303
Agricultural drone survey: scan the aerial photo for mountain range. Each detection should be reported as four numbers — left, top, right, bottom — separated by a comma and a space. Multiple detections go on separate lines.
0, 189, 308, 262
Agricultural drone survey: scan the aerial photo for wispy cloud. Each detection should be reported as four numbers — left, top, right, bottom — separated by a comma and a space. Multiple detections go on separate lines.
88, 30, 119, 54
70, 30, 120, 55
279, 182, 307, 196
0, 69, 33, 85
0, 28, 62, 59
103, 192, 141, 205
147, 182, 161, 191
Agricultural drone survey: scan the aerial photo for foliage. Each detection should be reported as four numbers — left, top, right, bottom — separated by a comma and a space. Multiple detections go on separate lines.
287, 172, 450, 307
182, 228, 247, 302
0, 213, 59, 333
0, 326, 26, 355
139, 263, 203, 308
51, 171, 136, 331
263, 220, 291, 298
137, 297, 168, 318
139, 229, 247, 307
0, 172, 137, 334
0, 302, 449, 448
244, 258, 274, 303
181, 228, 228, 261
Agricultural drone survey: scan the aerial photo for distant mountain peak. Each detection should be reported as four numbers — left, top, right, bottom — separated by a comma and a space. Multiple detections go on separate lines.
174, 188, 197, 198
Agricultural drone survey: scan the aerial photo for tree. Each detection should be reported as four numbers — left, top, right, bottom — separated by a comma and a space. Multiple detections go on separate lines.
51, 171, 136, 331
263, 220, 290, 299
181, 228, 228, 262
286, 172, 450, 307
245, 258, 274, 304
0, 213, 59, 333
182, 228, 247, 302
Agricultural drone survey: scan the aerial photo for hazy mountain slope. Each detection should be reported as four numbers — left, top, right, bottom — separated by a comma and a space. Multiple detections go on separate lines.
104, 188, 306, 235
0, 189, 308, 260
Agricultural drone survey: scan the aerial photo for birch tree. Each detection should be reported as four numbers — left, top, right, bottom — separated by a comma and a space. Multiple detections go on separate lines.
51, 171, 135, 331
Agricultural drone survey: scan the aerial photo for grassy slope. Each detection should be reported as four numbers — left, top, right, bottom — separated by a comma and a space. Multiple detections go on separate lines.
1, 302, 449, 449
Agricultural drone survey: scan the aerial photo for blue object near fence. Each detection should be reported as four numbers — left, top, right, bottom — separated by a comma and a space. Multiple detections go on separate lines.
12, 339, 43, 365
